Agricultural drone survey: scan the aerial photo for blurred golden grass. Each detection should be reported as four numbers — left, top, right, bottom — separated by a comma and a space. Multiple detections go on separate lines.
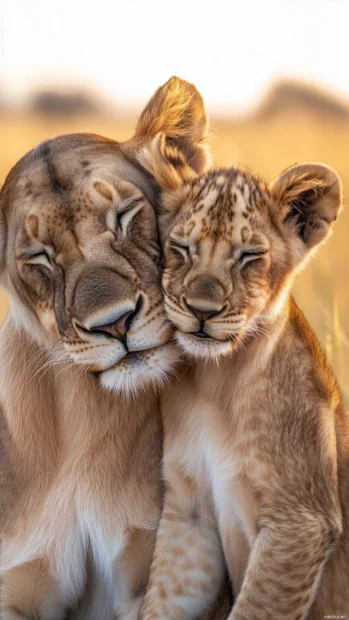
1, 110, 348, 403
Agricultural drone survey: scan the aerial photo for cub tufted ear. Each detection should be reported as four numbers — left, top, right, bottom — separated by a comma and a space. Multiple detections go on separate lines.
135, 76, 210, 174
270, 163, 342, 250
138, 132, 197, 192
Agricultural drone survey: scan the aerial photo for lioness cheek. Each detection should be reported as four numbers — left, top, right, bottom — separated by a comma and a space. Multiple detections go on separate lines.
38, 307, 59, 336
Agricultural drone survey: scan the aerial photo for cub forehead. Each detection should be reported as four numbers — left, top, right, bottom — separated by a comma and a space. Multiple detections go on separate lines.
181, 171, 268, 244
188, 169, 267, 219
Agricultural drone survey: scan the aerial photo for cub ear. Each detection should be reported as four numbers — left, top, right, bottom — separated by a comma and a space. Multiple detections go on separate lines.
135, 76, 210, 174
138, 132, 197, 192
270, 163, 342, 250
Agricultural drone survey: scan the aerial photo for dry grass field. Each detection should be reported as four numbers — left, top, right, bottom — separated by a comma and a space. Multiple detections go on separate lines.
1, 104, 348, 404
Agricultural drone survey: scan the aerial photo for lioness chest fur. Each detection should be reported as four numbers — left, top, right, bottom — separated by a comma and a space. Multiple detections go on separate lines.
0, 78, 226, 620
139, 137, 349, 620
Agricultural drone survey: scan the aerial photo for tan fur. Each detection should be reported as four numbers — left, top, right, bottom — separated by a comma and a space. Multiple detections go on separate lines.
0, 78, 214, 619
134, 76, 210, 174
139, 144, 348, 619
138, 132, 197, 192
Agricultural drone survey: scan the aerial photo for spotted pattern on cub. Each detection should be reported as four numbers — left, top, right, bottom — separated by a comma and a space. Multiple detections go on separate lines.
139, 133, 348, 620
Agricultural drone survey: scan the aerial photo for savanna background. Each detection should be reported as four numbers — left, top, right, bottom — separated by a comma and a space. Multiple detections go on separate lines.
1, 0, 349, 404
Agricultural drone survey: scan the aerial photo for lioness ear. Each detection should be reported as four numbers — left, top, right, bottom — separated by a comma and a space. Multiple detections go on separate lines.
138, 132, 197, 192
270, 163, 342, 250
135, 76, 209, 174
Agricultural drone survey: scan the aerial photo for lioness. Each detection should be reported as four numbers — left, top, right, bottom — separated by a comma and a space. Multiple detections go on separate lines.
0, 77, 211, 619
139, 135, 349, 619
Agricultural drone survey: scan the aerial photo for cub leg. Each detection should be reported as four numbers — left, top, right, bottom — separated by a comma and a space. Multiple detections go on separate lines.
139, 470, 224, 620
200, 573, 233, 620
0, 558, 65, 620
227, 507, 341, 620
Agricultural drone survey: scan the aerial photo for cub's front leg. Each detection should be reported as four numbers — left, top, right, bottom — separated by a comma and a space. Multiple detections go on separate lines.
139, 466, 224, 620
227, 504, 341, 620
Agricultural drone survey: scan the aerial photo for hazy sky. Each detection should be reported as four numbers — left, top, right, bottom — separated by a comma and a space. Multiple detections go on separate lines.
2, 0, 349, 112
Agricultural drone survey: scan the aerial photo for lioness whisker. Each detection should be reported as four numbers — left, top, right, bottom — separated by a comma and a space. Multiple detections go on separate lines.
29, 338, 64, 367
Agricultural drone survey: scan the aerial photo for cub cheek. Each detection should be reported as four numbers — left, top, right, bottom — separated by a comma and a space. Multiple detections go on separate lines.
162, 272, 170, 288
162, 270, 179, 293
247, 290, 270, 316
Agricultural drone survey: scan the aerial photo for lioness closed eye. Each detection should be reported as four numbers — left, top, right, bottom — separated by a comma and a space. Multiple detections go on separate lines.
0, 78, 218, 620
139, 135, 349, 620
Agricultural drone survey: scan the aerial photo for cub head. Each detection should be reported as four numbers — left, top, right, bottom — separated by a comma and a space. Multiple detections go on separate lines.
0, 77, 209, 391
140, 135, 342, 360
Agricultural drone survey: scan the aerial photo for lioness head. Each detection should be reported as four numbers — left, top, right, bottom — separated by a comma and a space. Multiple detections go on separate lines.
0, 78, 209, 390
140, 134, 342, 359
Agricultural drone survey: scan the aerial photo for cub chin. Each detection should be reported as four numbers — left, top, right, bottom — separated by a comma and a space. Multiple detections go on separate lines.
139, 134, 349, 620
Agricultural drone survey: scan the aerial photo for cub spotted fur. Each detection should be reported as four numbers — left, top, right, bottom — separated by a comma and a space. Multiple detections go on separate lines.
0, 78, 214, 620
139, 135, 349, 619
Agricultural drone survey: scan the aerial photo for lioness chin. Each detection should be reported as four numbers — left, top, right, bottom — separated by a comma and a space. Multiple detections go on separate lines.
0, 77, 227, 620
138, 136, 349, 620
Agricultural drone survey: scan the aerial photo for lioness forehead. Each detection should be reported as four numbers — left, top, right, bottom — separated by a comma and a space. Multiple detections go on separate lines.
3, 133, 158, 214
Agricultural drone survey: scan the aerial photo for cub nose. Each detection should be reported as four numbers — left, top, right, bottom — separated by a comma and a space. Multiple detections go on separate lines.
183, 298, 225, 321
79, 295, 143, 343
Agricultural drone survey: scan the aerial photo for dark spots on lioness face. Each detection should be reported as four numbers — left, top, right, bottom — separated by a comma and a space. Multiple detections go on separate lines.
14, 182, 161, 342
40, 143, 67, 195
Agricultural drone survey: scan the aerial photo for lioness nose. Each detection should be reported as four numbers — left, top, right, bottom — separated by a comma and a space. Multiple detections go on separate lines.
183, 298, 225, 322
97, 308, 135, 340
83, 295, 143, 343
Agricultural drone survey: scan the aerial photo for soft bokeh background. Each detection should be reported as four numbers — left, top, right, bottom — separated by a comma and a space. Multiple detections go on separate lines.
1, 0, 349, 403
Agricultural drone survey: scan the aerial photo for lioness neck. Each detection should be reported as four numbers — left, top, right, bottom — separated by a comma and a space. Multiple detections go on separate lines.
0, 314, 158, 479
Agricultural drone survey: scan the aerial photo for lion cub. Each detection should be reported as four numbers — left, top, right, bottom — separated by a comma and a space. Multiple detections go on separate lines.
139, 134, 349, 620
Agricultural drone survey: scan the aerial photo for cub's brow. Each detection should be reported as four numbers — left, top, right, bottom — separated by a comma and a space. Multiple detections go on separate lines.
169, 235, 188, 246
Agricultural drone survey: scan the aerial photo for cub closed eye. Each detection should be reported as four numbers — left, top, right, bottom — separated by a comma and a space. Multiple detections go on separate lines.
169, 241, 190, 262
238, 249, 268, 267
116, 200, 143, 234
